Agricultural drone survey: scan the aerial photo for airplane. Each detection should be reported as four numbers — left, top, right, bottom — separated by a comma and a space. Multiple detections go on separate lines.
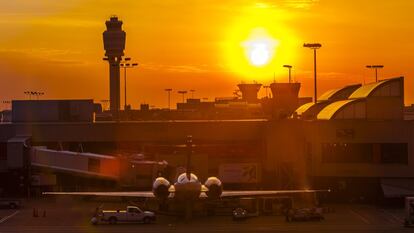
43, 136, 330, 216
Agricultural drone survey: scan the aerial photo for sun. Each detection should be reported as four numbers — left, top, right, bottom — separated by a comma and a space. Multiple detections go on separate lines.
221, 5, 299, 82
249, 42, 270, 66
243, 29, 279, 67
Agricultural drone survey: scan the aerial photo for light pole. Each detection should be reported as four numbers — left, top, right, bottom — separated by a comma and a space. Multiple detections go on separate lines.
283, 65, 293, 83
366, 65, 383, 82
24, 91, 44, 100
164, 88, 172, 110
34, 92, 44, 100
24, 91, 31, 100
303, 43, 322, 103
119, 57, 138, 110
2, 100, 11, 110
178, 90, 187, 103
189, 89, 195, 99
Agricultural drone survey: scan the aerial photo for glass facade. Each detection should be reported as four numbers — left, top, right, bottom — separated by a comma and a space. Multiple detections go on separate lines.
321, 143, 408, 164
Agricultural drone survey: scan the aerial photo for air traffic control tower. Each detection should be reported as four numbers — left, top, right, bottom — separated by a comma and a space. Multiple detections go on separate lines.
103, 16, 126, 118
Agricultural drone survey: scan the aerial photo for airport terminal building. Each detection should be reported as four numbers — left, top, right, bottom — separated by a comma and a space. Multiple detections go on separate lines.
0, 77, 413, 201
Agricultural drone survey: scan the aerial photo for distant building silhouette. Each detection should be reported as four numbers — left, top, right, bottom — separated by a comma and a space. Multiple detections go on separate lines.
237, 83, 262, 103
11, 100, 94, 123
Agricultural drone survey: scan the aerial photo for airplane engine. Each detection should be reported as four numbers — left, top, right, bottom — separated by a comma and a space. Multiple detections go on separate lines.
204, 177, 223, 199
152, 177, 171, 200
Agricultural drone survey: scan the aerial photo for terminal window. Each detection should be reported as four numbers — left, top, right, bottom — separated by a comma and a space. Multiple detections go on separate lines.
321, 143, 373, 163
380, 143, 408, 164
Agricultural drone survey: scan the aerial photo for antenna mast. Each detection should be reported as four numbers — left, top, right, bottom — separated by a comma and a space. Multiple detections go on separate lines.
186, 135, 193, 180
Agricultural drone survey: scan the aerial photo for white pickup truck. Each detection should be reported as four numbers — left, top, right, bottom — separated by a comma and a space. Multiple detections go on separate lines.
92, 206, 156, 225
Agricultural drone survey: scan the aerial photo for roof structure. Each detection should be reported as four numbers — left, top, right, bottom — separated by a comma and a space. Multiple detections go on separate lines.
293, 84, 361, 120
317, 89, 337, 102
294, 102, 315, 116
317, 99, 365, 120
349, 77, 403, 99
316, 77, 403, 120
318, 84, 362, 102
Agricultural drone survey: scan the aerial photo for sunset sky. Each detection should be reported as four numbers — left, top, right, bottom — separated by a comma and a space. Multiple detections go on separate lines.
0, 0, 413, 109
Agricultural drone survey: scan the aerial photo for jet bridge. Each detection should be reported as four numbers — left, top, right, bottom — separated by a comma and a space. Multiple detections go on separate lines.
31, 147, 120, 180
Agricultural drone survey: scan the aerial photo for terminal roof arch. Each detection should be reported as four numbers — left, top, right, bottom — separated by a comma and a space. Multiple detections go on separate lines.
317, 99, 366, 120
294, 102, 315, 116
349, 77, 403, 99
318, 84, 362, 102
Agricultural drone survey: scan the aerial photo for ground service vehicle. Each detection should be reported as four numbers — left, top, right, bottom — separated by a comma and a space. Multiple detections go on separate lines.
232, 208, 248, 221
0, 199, 21, 209
404, 197, 414, 227
286, 208, 324, 222
92, 206, 155, 225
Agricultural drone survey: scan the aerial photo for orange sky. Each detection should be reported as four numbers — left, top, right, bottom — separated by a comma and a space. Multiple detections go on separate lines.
0, 0, 413, 109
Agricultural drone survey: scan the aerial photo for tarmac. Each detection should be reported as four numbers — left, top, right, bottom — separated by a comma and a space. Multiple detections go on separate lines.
0, 198, 412, 233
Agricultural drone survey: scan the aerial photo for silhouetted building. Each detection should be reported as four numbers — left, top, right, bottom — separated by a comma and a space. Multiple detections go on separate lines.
405, 105, 414, 120
270, 82, 301, 118
11, 100, 94, 123
0, 77, 413, 199
293, 77, 404, 120
237, 83, 262, 103
176, 99, 215, 111
140, 104, 150, 111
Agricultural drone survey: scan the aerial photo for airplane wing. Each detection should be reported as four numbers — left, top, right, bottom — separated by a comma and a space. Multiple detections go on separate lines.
43, 189, 330, 198
220, 189, 330, 198
43, 191, 155, 198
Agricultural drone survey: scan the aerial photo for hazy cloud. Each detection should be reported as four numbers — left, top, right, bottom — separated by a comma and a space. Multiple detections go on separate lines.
0, 18, 101, 28
0, 48, 86, 66
282, 0, 319, 9
253, 0, 319, 9
140, 63, 226, 74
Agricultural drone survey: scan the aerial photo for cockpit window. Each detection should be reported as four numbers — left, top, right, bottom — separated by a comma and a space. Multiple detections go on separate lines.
177, 173, 198, 183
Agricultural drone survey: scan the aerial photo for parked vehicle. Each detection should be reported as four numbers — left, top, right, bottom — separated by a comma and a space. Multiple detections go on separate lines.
91, 206, 155, 225
0, 199, 21, 209
232, 208, 248, 221
404, 197, 414, 227
286, 208, 324, 222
